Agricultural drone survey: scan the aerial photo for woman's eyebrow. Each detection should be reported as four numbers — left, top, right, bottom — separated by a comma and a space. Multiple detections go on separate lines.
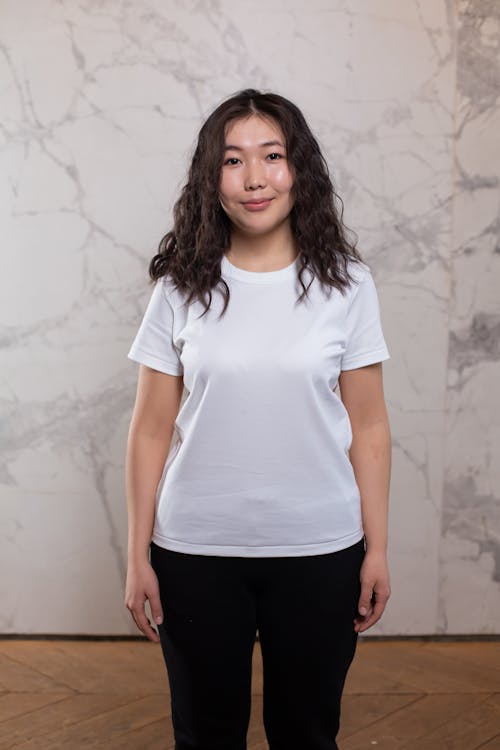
224, 140, 285, 152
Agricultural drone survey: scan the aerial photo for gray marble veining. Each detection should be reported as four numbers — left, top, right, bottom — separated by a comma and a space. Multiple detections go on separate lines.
1, 0, 498, 635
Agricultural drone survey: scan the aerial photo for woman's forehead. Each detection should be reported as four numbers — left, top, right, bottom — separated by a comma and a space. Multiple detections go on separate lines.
224, 114, 284, 142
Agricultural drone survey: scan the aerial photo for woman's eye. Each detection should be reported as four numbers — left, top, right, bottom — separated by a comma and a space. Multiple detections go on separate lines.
224, 153, 284, 166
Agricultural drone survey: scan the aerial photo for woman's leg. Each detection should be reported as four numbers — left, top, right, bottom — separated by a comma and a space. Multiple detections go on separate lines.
256, 537, 366, 750
150, 542, 258, 750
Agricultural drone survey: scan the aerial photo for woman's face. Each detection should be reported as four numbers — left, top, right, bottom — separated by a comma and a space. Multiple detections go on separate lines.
218, 114, 295, 236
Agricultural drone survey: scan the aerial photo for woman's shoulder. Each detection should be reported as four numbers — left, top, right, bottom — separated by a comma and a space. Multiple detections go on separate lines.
155, 273, 186, 311
344, 256, 372, 289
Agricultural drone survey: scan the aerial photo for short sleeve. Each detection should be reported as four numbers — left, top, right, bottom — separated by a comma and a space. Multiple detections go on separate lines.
340, 268, 390, 371
127, 278, 184, 376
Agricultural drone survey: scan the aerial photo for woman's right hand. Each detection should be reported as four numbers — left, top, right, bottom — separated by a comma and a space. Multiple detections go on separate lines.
125, 559, 164, 643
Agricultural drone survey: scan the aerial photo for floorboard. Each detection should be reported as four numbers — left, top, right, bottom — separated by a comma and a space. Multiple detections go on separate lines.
0, 639, 497, 749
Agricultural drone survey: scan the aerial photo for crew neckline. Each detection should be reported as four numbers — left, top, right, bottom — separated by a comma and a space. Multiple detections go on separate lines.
221, 253, 300, 285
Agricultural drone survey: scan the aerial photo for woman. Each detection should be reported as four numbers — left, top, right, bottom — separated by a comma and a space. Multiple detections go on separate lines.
125, 88, 392, 750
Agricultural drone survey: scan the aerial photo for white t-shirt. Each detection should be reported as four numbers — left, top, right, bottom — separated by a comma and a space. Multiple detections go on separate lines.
127, 253, 390, 557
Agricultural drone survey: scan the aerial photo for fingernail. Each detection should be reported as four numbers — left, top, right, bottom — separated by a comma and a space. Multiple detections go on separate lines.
155, 616, 163, 624
359, 607, 367, 615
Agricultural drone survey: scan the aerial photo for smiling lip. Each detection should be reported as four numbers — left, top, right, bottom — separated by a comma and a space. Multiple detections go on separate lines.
242, 198, 273, 211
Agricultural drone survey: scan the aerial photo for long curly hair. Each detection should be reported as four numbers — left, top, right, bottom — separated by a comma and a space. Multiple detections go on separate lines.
149, 88, 364, 317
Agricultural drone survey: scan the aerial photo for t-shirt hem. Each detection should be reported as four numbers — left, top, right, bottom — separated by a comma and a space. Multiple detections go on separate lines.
341, 350, 390, 371
127, 348, 183, 376
150, 529, 365, 557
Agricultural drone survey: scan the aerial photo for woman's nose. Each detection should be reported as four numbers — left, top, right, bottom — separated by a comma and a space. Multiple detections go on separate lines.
244, 164, 266, 189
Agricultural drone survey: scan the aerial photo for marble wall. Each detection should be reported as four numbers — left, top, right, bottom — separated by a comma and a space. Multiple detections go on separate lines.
1, 1, 498, 636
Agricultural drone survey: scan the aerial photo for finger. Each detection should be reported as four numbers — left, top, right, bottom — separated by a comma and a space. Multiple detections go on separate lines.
358, 583, 374, 616
148, 592, 164, 626
353, 605, 374, 624
355, 598, 375, 620
354, 613, 378, 633
354, 599, 384, 625
137, 611, 161, 643
356, 587, 389, 620
130, 607, 161, 643
354, 601, 386, 633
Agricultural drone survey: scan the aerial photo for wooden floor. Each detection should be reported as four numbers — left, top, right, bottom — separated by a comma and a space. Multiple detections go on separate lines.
0, 638, 498, 749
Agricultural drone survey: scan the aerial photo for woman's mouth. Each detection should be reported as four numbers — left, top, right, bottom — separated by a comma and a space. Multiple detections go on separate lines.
242, 198, 273, 211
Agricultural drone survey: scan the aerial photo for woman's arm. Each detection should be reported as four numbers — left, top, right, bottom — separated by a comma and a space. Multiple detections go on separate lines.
126, 364, 184, 563
338, 362, 392, 632
125, 365, 183, 643
338, 362, 391, 553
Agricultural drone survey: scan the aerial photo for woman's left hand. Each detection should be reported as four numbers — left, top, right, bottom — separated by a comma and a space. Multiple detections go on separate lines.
353, 548, 391, 633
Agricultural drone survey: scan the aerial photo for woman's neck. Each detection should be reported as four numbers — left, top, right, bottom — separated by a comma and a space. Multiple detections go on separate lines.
226, 225, 299, 272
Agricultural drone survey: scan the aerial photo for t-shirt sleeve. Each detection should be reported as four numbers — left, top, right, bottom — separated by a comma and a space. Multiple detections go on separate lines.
127, 278, 184, 376
340, 268, 390, 371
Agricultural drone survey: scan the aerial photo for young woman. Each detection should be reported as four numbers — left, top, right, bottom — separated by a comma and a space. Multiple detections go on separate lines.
125, 88, 392, 750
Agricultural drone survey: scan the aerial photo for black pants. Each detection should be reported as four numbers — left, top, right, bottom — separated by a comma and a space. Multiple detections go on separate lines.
150, 536, 365, 750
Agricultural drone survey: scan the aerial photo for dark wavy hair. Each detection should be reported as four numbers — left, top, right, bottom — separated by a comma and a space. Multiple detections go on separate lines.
149, 88, 364, 317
